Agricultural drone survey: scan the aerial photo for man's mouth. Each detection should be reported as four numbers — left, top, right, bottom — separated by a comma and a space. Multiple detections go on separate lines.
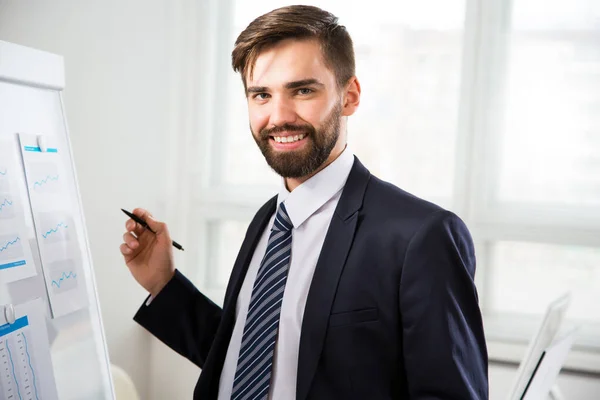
270, 133, 307, 143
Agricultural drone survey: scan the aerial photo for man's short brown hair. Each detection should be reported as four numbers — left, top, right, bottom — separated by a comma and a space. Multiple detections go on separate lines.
231, 5, 355, 90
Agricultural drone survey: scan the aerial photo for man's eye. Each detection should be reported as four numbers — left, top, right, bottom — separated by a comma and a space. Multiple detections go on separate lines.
297, 88, 313, 95
254, 93, 270, 100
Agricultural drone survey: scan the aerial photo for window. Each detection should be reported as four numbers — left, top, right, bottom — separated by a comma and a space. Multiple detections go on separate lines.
185, 0, 600, 362
494, 0, 600, 207
474, 0, 600, 341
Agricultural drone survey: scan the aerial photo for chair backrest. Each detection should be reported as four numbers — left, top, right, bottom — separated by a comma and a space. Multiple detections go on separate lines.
508, 293, 571, 400
110, 364, 140, 400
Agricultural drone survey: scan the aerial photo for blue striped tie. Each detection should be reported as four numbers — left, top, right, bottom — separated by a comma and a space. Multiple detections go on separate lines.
231, 202, 294, 400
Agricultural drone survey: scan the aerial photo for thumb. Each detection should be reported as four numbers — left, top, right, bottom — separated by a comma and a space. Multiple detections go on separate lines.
132, 208, 166, 235
146, 214, 169, 237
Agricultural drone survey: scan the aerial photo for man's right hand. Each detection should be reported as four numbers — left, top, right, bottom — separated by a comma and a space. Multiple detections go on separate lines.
120, 208, 175, 297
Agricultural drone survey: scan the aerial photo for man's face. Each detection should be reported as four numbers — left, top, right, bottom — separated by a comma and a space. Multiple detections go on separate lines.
246, 39, 345, 178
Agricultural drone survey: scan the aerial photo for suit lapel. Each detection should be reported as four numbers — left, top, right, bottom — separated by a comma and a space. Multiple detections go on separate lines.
296, 157, 371, 400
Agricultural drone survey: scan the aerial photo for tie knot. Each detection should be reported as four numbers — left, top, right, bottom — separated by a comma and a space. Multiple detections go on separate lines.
272, 202, 293, 232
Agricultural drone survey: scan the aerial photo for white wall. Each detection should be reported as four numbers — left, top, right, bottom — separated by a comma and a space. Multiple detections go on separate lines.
0, 1, 173, 398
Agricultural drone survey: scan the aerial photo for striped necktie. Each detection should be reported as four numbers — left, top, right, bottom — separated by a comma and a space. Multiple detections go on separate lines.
231, 202, 294, 400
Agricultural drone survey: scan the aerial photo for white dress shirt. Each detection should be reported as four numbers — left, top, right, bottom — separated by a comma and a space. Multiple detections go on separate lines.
217, 148, 355, 400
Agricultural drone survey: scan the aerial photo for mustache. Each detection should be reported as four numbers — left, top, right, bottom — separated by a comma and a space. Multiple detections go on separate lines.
260, 123, 314, 139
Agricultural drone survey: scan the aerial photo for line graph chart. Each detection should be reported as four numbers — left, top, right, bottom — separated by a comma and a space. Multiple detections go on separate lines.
49, 259, 79, 293
0, 317, 41, 400
21, 333, 40, 400
0, 235, 25, 270
51, 271, 77, 289
0, 167, 9, 193
0, 236, 20, 252
4, 336, 21, 400
0, 197, 12, 211
32, 174, 59, 189
37, 213, 72, 244
29, 162, 61, 194
42, 222, 68, 240
0, 196, 15, 219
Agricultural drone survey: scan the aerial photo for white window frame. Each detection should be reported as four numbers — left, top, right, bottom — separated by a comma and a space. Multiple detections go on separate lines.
163, 0, 600, 373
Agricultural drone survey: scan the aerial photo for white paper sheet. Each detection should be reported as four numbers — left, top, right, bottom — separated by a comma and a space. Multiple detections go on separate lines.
522, 329, 576, 400
18, 133, 87, 318
0, 298, 59, 400
0, 138, 37, 284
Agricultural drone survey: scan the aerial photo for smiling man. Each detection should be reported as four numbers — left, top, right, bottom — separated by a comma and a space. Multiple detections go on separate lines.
121, 5, 488, 400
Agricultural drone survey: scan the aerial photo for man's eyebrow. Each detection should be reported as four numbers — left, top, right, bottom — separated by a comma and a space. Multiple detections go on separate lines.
246, 86, 268, 95
246, 79, 325, 96
285, 79, 324, 89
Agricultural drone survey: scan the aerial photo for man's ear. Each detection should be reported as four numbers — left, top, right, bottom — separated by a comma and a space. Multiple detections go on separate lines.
342, 76, 361, 117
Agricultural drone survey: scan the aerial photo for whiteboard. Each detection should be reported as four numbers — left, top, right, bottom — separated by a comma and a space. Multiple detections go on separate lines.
0, 41, 114, 399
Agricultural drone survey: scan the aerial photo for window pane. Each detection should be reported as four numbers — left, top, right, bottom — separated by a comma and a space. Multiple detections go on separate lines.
496, 0, 600, 206
221, 0, 465, 201
207, 220, 249, 289
488, 241, 600, 323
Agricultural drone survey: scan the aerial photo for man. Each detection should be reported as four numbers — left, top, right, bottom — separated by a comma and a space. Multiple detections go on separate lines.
120, 5, 488, 399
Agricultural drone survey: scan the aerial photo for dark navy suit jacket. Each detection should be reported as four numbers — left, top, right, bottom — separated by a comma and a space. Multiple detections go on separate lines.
134, 157, 489, 399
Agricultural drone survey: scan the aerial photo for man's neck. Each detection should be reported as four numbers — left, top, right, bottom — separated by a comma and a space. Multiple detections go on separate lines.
284, 145, 346, 192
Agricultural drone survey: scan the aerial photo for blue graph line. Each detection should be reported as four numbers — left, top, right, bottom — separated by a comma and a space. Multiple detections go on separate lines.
6, 339, 23, 400
22, 333, 40, 400
33, 174, 59, 189
0, 198, 13, 212
0, 169, 6, 175
51, 271, 77, 288
0, 237, 20, 252
42, 222, 68, 239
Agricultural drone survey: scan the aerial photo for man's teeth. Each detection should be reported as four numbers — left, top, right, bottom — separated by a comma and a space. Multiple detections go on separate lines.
273, 133, 306, 143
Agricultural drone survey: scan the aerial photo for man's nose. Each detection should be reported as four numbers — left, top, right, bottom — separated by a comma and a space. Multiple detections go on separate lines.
269, 97, 298, 127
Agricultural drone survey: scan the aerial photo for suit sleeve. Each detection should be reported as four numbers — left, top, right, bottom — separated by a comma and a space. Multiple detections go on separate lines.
399, 210, 488, 399
134, 269, 222, 369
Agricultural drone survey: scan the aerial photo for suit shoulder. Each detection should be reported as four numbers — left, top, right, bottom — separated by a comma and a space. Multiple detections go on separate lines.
363, 175, 447, 219
360, 175, 472, 252
362, 175, 471, 235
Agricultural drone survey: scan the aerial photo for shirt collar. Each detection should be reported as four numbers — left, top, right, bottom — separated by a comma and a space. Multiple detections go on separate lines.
277, 147, 354, 229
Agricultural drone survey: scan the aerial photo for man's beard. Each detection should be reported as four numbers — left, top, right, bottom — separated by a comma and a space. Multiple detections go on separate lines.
252, 103, 342, 178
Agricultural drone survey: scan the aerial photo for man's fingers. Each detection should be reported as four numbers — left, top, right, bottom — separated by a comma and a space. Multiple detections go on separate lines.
123, 232, 139, 249
132, 207, 152, 220
145, 214, 167, 235
120, 243, 133, 256
132, 207, 166, 235
125, 219, 145, 236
